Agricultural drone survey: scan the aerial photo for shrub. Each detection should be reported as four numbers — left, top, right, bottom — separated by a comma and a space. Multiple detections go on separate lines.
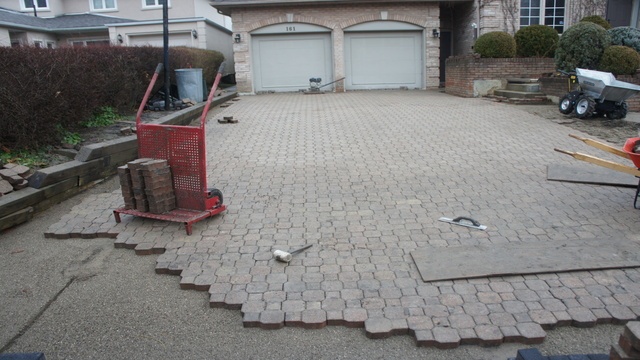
609, 26, 640, 53
599, 45, 640, 75
580, 15, 612, 30
554, 21, 611, 71
0, 46, 224, 150
82, 106, 120, 127
515, 25, 559, 57
474, 31, 516, 58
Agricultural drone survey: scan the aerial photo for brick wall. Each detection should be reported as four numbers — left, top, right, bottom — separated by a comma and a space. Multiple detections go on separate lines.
445, 54, 556, 97
230, 3, 440, 93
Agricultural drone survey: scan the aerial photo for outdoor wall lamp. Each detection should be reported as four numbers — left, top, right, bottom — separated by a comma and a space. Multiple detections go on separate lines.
117, 34, 123, 43
192, 29, 198, 39
432, 29, 440, 38
234, 33, 241, 43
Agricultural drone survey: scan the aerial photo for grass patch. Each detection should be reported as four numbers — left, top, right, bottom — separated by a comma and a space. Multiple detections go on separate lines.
56, 125, 83, 146
0, 147, 51, 168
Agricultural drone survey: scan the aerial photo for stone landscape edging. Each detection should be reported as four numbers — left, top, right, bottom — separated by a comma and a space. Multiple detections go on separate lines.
0, 92, 237, 232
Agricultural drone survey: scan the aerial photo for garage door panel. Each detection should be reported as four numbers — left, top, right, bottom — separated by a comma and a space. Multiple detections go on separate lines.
252, 34, 332, 92
345, 31, 423, 90
258, 38, 328, 88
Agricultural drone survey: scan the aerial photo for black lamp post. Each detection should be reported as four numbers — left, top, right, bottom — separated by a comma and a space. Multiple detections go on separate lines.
163, 0, 170, 110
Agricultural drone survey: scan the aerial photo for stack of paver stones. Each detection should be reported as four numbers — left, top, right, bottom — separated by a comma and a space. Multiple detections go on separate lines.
0, 163, 31, 196
118, 158, 175, 214
611, 321, 640, 360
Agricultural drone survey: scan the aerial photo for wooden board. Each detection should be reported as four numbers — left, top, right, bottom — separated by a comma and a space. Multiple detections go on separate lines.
411, 238, 640, 282
547, 163, 638, 188
0, 206, 33, 232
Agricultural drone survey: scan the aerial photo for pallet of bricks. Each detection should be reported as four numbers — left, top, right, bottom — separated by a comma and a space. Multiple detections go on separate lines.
117, 158, 176, 214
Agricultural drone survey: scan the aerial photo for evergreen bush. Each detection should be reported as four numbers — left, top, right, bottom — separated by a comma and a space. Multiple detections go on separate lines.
580, 15, 612, 30
515, 24, 559, 57
474, 31, 516, 58
599, 45, 640, 75
554, 21, 611, 71
609, 26, 640, 53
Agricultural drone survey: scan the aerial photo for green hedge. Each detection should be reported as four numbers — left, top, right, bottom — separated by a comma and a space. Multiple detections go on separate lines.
580, 15, 612, 30
599, 45, 640, 75
515, 25, 559, 57
0, 46, 224, 150
554, 21, 611, 71
474, 31, 516, 58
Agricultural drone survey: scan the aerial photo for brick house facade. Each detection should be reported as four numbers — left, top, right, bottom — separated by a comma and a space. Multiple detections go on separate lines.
212, 0, 615, 94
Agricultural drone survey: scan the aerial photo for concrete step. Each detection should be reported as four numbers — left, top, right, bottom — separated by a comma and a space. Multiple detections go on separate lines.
494, 89, 545, 99
507, 78, 539, 83
506, 83, 540, 92
484, 94, 551, 105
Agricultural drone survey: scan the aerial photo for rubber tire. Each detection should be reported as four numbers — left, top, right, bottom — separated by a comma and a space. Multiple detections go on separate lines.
607, 102, 628, 120
575, 96, 596, 119
558, 94, 574, 114
208, 188, 223, 205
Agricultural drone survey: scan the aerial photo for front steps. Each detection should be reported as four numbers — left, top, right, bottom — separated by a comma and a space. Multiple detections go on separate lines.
487, 78, 551, 104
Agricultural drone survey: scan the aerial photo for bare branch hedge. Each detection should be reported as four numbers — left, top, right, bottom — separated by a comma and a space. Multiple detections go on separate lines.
0, 45, 224, 150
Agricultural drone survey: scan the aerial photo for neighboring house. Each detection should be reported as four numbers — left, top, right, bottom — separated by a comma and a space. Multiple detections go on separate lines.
0, 0, 234, 70
211, 0, 638, 94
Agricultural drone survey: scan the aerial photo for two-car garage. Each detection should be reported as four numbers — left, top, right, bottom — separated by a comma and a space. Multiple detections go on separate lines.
250, 21, 424, 92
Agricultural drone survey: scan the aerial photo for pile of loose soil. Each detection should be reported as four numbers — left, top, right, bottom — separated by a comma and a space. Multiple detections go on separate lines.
39, 110, 177, 169
514, 103, 640, 146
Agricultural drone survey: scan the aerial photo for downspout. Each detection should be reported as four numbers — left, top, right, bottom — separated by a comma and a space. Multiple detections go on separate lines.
632, 0, 639, 27
476, 0, 481, 39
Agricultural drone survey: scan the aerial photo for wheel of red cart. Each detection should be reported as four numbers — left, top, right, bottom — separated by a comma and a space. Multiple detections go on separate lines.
208, 188, 223, 205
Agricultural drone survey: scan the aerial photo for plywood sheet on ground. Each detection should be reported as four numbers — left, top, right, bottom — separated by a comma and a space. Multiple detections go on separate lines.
547, 163, 637, 187
411, 238, 640, 282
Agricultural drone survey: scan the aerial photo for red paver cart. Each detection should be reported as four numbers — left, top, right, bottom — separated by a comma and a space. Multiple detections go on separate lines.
113, 63, 227, 235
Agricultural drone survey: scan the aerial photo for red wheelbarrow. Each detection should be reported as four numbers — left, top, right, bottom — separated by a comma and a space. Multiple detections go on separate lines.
555, 134, 640, 208
113, 63, 227, 235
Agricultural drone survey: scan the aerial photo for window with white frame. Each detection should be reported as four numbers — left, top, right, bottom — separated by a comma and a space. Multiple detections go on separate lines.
91, 0, 117, 11
143, 0, 169, 8
71, 39, 110, 46
22, 0, 49, 10
520, 0, 565, 33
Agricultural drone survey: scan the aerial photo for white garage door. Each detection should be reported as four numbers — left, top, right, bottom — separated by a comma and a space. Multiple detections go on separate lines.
252, 33, 332, 92
345, 31, 423, 90
129, 33, 192, 47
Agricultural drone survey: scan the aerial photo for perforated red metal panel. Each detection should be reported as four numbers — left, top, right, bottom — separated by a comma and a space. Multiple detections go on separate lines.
137, 123, 207, 211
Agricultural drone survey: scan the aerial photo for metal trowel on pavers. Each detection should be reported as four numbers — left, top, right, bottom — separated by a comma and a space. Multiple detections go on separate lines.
438, 216, 487, 230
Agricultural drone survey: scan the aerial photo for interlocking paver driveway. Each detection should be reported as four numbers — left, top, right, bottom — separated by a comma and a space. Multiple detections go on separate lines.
47, 91, 640, 348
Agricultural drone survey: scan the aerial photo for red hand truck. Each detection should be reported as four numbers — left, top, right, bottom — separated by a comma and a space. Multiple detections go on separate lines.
113, 63, 227, 235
